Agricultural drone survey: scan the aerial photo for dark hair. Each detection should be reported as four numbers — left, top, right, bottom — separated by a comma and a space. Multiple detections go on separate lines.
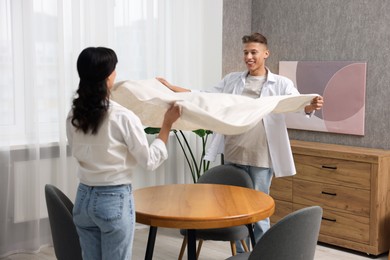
242, 33, 268, 46
71, 47, 118, 134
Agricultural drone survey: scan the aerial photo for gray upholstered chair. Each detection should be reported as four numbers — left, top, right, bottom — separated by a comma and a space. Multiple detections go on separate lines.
45, 184, 83, 260
226, 206, 323, 260
178, 164, 254, 260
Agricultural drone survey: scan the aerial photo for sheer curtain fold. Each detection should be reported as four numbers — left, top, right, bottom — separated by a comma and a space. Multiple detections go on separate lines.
0, 0, 222, 256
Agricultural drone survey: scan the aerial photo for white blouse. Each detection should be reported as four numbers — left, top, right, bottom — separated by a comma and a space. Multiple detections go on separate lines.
66, 100, 167, 186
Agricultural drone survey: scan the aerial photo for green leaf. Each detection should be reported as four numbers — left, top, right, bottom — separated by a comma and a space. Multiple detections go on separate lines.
192, 129, 212, 138
144, 127, 161, 134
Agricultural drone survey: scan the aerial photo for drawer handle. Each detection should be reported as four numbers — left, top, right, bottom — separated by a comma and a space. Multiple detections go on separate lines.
322, 165, 337, 170
321, 191, 337, 196
322, 217, 336, 222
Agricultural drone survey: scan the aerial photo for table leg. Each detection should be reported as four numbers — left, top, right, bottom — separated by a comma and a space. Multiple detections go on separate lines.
187, 229, 197, 260
144, 226, 158, 260
246, 224, 256, 250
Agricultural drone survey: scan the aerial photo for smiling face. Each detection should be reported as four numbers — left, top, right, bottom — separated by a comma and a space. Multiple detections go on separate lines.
243, 42, 269, 76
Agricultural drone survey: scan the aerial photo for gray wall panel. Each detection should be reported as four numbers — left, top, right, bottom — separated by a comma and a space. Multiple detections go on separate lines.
222, 0, 252, 75
223, 0, 390, 149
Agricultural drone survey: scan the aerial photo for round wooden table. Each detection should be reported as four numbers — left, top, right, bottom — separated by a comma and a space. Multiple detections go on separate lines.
135, 183, 275, 260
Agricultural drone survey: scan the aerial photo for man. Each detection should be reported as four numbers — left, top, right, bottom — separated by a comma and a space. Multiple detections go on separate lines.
157, 32, 323, 252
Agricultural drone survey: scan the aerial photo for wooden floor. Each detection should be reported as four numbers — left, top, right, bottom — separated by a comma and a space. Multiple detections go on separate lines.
1, 226, 388, 260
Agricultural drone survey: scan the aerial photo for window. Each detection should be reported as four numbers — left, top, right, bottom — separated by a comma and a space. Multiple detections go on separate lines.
1, 0, 74, 145
0, 0, 222, 146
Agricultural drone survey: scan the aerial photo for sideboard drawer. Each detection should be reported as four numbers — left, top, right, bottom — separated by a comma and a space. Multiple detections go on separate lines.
294, 154, 371, 189
293, 179, 370, 217
294, 204, 370, 244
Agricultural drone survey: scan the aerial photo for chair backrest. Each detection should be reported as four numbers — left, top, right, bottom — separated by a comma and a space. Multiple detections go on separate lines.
45, 184, 83, 260
248, 206, 323, 260
198, 164, 254, 189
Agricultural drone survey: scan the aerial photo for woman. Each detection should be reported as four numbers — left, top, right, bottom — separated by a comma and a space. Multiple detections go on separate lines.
66, 47, 180, 260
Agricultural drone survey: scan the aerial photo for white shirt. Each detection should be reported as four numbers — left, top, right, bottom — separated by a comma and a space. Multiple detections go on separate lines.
205, 68, 308, 177
66, 100, 168, 186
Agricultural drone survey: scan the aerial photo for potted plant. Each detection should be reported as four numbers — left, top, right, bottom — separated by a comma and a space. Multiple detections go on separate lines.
144, 128, 212, 183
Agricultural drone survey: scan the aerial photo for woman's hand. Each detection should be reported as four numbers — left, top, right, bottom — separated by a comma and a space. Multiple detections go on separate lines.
158, 103, 181, 144
163, 103, 181, 126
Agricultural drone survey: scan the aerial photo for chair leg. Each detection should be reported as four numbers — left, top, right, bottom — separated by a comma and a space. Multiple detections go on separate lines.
241, 240, 249, 252
196, 240, 203, 259
178, 236, 187, 260
230, 241, 237, 256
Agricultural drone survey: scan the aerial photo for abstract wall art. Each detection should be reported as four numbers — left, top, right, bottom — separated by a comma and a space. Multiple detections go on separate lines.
279, 61, 367, 136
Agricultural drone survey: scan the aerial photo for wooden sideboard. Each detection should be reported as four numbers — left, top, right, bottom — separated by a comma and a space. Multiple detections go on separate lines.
270, 140, 390, 255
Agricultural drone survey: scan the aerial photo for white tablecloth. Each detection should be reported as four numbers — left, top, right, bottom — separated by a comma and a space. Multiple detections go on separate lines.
111, 79, 316, 135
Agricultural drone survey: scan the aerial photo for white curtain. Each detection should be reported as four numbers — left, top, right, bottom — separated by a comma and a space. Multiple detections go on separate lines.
0, 0, 222, 256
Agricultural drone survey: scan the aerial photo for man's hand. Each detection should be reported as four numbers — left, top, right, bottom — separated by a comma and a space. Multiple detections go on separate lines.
156, 77, 191, 93
305, 96, 324, 114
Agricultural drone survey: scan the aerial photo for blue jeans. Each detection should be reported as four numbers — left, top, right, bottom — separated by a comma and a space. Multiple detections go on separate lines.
228, 163, 273, 253
73, 183, 135, 260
